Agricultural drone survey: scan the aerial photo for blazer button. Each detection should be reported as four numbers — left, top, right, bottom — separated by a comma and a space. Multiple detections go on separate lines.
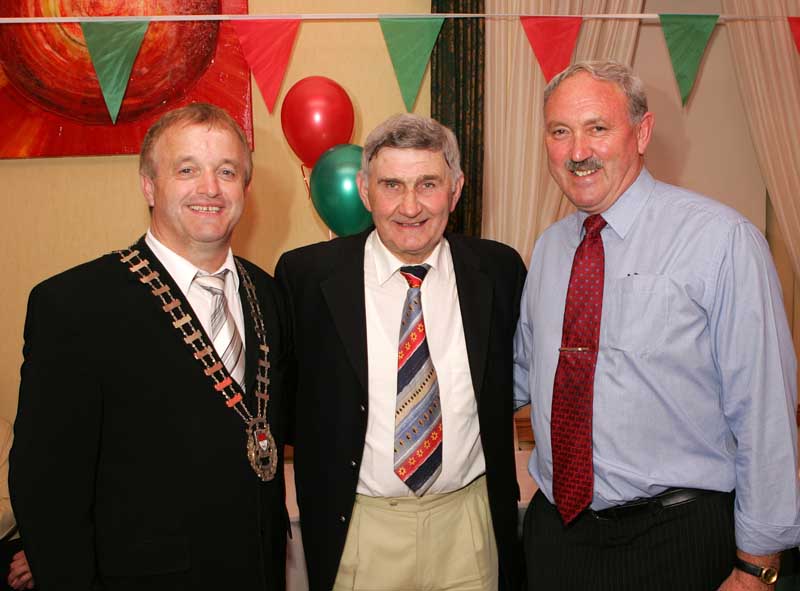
339, 515, 347, 523
359, 404, 366, 412
350, 460, 357, 468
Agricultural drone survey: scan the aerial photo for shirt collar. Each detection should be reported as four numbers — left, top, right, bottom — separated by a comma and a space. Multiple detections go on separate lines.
145, 230, 239, 295
574, 167, 656, 240
367, 230, 449, 287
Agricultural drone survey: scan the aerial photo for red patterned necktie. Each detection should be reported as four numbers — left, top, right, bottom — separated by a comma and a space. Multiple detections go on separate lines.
394, 265, 442, 495
551, 214, 607, 524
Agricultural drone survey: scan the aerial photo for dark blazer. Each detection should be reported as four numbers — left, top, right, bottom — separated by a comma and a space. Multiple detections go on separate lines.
275, 231, 527, 591
10, 238, 290, 591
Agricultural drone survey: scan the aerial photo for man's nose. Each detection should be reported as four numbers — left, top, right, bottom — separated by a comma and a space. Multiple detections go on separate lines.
398, 191, 423, 217
569, 133, 592, 164
198, 170, 221, 197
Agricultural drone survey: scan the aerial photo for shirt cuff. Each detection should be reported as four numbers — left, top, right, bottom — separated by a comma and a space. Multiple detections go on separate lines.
735, 510, 800, 555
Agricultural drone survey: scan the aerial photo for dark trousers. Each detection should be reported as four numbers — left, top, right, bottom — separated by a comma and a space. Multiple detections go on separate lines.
524, 489, 736, 591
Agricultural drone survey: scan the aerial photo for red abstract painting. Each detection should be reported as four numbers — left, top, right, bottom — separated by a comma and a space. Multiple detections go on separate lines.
0, 0, 252, 158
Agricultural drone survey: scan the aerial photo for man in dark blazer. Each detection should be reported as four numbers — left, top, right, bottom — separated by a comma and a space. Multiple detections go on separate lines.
276, 114, 526, 591
10, 104, 290, 591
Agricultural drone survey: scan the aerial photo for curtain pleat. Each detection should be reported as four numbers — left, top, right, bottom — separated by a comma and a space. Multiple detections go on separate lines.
431, 0, 485, 237
722, 0, 800, 279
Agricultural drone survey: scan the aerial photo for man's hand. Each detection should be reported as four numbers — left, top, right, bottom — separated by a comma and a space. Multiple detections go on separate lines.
7, 550, 34, 590
719, 550, 780, 591
718, 567, 773, 590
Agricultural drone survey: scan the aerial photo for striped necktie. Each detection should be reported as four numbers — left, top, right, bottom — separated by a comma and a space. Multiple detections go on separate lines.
394, 264, 442, 496
192, 270, 246, 390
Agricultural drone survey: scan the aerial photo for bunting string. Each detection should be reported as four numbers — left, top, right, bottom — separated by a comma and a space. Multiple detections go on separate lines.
0, 13, 792, 24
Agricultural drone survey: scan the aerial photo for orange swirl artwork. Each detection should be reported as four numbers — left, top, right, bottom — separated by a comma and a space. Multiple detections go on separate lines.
0, 0, 251, 158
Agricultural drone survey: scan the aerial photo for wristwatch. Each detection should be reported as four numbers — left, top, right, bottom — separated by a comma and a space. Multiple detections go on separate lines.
734, 557, 779, 585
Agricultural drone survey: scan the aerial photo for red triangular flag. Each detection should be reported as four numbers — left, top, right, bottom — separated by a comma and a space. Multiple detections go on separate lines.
232, 19, 300, 113
789, 17, 800, 54
520, 16, 582, 82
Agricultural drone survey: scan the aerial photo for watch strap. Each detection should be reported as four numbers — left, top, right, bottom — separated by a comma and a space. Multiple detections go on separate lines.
734, 557, 779, 585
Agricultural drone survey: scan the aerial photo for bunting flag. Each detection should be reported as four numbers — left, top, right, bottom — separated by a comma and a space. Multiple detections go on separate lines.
660, 14, 718, 105
520, 16, 582, 82
2, 12, 798, 135
81, 21, 149, 124
379, 17, 444, 111
232, 19, 300, 113
790, 17, 800, 54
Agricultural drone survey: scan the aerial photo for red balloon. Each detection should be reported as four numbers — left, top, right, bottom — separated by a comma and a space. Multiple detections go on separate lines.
281, 76, 355, 168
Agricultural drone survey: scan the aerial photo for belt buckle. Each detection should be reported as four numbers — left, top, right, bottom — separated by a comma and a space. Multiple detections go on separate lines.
590, 505, 624, 521
590, 498, 656, 521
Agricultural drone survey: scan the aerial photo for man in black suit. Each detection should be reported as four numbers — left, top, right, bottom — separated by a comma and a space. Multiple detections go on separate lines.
10, 103, 290, 591
276, 114, 526, 591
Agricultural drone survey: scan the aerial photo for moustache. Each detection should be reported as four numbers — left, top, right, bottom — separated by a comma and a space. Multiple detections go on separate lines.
565, 158, 604, 173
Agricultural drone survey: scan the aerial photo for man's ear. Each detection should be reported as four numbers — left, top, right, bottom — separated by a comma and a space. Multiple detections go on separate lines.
140, 174, 156, 208
636, 111, 655, 155
356, 171, 373, 212
449, 174, 465, 212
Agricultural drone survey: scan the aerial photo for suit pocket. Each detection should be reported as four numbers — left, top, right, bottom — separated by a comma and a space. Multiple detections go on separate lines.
97, 535, 190, 577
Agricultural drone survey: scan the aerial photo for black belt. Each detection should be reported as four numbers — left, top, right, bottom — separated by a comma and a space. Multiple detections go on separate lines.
587, 488, 717, 521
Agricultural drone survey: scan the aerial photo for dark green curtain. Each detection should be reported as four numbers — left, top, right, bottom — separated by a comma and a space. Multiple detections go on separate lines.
431, 0, 484, 237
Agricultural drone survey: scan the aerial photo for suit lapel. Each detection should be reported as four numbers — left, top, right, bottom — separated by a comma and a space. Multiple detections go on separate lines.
128, 237, 172, 298
320, 235, 369, 393
449, 235, 493, 402
236, 263, 259, 395
127, 236, 157, 284
132, 237, 256, 395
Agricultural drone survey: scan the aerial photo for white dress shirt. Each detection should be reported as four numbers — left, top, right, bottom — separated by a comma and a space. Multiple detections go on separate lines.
145, 231, 246, 351
357, 230, 486, 497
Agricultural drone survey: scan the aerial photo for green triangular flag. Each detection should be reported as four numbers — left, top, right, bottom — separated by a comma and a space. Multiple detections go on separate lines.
660, 14, 718, 105
81, 21, 149, 123
379, 18, 444, 111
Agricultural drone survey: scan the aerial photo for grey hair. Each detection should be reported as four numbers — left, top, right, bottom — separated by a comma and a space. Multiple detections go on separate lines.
360, 114, 463, 189
544, 61, 649, 124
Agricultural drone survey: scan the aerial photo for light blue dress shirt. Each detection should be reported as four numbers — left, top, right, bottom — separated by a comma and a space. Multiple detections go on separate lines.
513, 168, 800, 554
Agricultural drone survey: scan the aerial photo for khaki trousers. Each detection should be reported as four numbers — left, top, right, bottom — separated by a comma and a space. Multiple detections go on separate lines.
333, 476, 498, 591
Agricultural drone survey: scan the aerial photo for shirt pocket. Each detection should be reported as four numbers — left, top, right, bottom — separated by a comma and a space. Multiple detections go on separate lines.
604, 274, 669, 355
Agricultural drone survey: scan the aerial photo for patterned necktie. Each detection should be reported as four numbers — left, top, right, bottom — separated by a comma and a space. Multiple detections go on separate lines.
193, 270, 246, 390
551, 214, 607, 524
394, 264, 442, 496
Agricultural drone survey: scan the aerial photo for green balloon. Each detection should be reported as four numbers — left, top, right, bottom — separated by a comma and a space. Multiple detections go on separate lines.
310, 144, 373, 237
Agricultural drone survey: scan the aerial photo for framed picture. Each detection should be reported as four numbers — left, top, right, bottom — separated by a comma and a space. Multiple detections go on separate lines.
0, 0, 252, 158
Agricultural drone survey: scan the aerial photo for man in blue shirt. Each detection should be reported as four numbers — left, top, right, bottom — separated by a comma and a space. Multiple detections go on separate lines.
514, 60, 800, 590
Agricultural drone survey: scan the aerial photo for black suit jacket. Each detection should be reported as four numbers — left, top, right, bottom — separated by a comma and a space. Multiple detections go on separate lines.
10, 238, 290, 591
275, 231, 527, 591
